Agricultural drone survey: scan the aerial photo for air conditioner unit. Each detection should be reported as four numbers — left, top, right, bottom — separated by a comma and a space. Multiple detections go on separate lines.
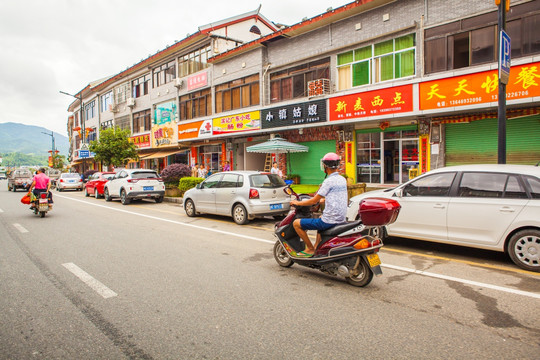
307, 78, 330, 97
127, 97, 135, 107
174, 78, 184, 89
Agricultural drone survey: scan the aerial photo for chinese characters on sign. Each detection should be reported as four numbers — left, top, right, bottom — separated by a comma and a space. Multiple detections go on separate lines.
187, 71, 208, 91
177, 120, 212, 140
307, 79, 329, 96
151, 124, 177, 147
329, 85, 413, 121
212, 111, 261, 135
261, 100, 327, 129
419, 61, 540, 110
129, 134, 151, 148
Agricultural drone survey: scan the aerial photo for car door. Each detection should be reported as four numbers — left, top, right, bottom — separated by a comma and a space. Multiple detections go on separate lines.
195, 174, 222, 213
389, 172, 456, 241
446, 172, 528, 247
214, 173, 241, 215
108, 171, 126, 196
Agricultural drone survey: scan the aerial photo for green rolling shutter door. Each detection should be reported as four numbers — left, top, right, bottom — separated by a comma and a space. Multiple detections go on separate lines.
289, 140, 336, 184
446, 115, 540, 165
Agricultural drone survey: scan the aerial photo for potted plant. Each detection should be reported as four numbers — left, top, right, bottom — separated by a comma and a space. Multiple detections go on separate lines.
160, 163, 191, 197
286, 174, 301, 184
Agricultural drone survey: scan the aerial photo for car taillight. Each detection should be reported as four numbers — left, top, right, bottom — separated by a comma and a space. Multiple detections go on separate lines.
127, 179, 139, 183
60, 179, 64, 182
249, 188, 259, 199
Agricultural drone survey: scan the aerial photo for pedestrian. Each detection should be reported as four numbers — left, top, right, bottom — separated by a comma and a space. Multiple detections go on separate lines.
197, 164, 207, 178
271, 161, 283, 178
223, 161, 231, 171
191, 163, 198, 177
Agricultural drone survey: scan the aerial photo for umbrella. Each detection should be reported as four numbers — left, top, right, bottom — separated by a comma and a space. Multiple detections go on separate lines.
246, 136, 308, 175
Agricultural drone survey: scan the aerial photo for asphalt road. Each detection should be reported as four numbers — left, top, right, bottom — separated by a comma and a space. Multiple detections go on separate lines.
1, 180, 539, 359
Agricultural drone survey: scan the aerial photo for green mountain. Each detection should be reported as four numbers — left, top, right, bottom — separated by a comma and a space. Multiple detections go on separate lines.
0, 122, 69, 156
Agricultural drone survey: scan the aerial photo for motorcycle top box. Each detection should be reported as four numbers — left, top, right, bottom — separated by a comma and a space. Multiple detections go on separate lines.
358, 198, 401, 226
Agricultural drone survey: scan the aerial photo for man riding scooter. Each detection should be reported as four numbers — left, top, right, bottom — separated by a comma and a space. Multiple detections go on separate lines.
289, 152, 348, 257
28, 168, 53, 210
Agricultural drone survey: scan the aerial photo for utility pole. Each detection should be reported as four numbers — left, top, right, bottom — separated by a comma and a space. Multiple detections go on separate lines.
496, 0, 510, 164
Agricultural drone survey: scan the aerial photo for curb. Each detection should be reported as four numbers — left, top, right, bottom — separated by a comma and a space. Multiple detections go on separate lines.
164, 197, 183, 204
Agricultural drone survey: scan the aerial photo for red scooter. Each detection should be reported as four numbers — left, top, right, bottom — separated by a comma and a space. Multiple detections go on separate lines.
273, 188, 400, 287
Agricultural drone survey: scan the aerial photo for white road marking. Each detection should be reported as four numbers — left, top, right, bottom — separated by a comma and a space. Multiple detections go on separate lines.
0, 208, 4, 212
383, 264, 540, 300
62, 262, 118, 299
57, 194, 540, 300
13, 223, 28, 233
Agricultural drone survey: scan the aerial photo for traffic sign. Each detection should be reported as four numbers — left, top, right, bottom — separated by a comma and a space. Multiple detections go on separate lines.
79, 150, 90, 158
499, 30, 511, 84
80, 143, 89, 150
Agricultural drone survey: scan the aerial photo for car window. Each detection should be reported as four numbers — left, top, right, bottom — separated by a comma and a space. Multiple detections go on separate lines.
403, 172, 455, 197
63, 173, 80, 179
219, 173, 240, 188
202, 174, 222, 189
132, 171, 158, 179
103, 174, 115, 180
504, 175, 528, 199
457, 172, 526, 198
524, 175, 540, 199
250, 174, 286, 188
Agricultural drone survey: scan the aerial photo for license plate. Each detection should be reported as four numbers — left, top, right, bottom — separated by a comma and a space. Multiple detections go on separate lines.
143, 186, 154, 191
68, 180, 75, 183
270, 203, 283, 210
366, 253, 381, 267
39, 203, 48, 211
39, 199, 48, 204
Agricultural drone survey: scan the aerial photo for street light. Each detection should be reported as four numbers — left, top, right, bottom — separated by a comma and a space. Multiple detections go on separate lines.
41, 130, 56, 167
59, 90, 85, 173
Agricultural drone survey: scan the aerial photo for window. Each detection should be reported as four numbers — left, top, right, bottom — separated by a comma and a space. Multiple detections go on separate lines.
524, 175, 540, 199
101, 120, 113, 130
202, 174, 222, 189
115, 116, 131, 132
424, 2, 540, 74
180, 89, 212, 120
219, 174, 240, 188
100, 91, 113, 112
114, 83, 129, 104
403, 172, 456, 197
458, 173, 527, 198
249, 174, 286, 188
270, 58, 330, 103
85, 100, 96, 120
133, 109, 151, 133
153, 60, 176, 88
178, 45, 211, 78
132, 74, 150, 98
337, 34, 415, 90
87, 127, 97, 142
215, 74, 259, 113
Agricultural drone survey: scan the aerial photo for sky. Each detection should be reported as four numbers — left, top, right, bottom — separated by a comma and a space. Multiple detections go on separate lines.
0, 0, 352, 137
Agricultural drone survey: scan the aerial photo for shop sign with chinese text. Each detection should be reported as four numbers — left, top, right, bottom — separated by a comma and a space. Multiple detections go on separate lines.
261, 99, 326, 129
129, 133, 151, 148
187, 71, 208, 91
151, 124, 178, 148
419, 61, 540, 110
178, 120, 212, 140
212, 111, 260, 135
329, 84, 413, 121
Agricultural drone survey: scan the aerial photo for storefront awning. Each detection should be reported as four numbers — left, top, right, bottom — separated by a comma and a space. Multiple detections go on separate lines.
141, 149, 180, 160
138, 152, 158, 159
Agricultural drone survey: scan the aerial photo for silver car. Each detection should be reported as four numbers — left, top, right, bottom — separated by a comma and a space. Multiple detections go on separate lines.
56, 173, 84, 191
183, 171, 291, 225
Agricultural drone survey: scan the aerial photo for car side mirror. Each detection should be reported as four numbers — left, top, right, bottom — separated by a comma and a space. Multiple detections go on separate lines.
196, 183, 201, 189
394, 188, 404, 198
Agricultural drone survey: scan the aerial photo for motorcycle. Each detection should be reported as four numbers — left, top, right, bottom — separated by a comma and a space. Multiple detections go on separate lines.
32, 190, 52, 218
273, 187, 401, 287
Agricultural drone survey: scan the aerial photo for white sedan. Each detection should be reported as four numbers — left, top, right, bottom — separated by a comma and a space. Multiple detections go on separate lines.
347, 164, 540, 272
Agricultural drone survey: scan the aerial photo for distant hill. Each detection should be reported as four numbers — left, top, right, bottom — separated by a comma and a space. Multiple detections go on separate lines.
0, 122, 69, 156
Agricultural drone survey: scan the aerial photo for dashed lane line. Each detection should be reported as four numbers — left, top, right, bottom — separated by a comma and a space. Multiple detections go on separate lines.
62, 262, 118, 299
13, 223, 28, 233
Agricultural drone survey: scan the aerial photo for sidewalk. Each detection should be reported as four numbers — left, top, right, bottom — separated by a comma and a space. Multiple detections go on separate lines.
164, 197, 182, 204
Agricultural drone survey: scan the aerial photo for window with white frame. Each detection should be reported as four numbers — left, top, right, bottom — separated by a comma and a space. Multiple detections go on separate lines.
153, 60, 176, 88
85, 100, 96, 120
178, 45, 211, 78
114, 83, 130, 104
100, 91, 113, 112
132, 74, 150, 98
337, 34, 416, 90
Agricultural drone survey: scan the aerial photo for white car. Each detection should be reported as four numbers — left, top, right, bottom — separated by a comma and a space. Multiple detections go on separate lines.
347, 164, 540, 272
56, 173, 84, 191
103, 169, 165, 205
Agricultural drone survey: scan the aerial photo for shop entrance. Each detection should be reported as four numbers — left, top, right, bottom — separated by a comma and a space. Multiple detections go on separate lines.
199, 145, 221, 174
383, 138, 419, 184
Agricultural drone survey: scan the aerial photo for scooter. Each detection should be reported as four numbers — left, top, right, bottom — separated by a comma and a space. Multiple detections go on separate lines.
273, 187, 401, 287
32, 191, 52, 218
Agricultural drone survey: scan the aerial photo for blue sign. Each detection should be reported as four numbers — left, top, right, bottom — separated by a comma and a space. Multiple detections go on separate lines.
79, 150, 90, 158
499, 30, 511, 84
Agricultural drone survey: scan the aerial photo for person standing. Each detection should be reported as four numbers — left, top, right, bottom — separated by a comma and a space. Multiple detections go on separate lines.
191, 163, 198, 177
223, 161, 231, 171
271, 161, 283, 178
197, 164, 207, 178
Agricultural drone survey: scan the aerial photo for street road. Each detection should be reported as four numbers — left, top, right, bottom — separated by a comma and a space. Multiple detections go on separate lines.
1, 179, 539, 359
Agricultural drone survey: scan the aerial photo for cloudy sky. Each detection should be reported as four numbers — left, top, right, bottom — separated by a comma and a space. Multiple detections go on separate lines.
0, 0, 351, 137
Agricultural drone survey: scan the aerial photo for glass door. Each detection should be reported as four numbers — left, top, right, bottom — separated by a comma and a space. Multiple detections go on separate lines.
356, 133, 381, 183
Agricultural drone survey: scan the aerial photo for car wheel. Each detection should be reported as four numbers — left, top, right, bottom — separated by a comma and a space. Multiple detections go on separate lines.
273, 241, 294, 267
155, 196, 163, 203
84, 188, 89, 197
184, 199, 197, 217
95, 190, 100, 199
104, 188, 112, 202
507, 230, 540, 272
120, 189, 131, 205
346, 256, 374, 287
232, 204, 249, 225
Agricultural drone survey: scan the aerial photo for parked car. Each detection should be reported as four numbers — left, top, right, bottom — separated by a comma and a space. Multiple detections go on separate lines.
7, 168, 33, 192
45, 168, 62, 188
183, 171, 291, 225
103, 169, 165, 205
346, 164, 540, 272
56, 173, 84, 191
84, 172, 116, 199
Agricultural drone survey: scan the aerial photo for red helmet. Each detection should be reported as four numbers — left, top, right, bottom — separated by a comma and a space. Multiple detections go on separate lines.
321, 152, 340, 170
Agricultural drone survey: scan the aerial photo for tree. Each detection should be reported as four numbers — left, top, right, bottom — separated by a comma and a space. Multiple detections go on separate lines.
51, 153, 66, 169
89, 127, 139, 167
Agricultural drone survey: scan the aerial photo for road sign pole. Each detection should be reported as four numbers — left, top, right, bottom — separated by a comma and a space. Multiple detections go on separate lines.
497, 0, 508, 164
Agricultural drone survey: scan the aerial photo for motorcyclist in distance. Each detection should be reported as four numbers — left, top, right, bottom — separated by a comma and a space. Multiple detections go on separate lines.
289, 152, 348, 257
28, 167, 53, 209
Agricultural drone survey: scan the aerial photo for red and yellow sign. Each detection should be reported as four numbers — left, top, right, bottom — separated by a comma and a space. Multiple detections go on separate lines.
129, 133, 151, 148
329, 84, 413, 121
420, 61, 540, 110
212, 111, 261, 135
151, 124, 177, 148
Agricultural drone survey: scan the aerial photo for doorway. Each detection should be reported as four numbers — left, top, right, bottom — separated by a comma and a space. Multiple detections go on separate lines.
382, 131, 419, 184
